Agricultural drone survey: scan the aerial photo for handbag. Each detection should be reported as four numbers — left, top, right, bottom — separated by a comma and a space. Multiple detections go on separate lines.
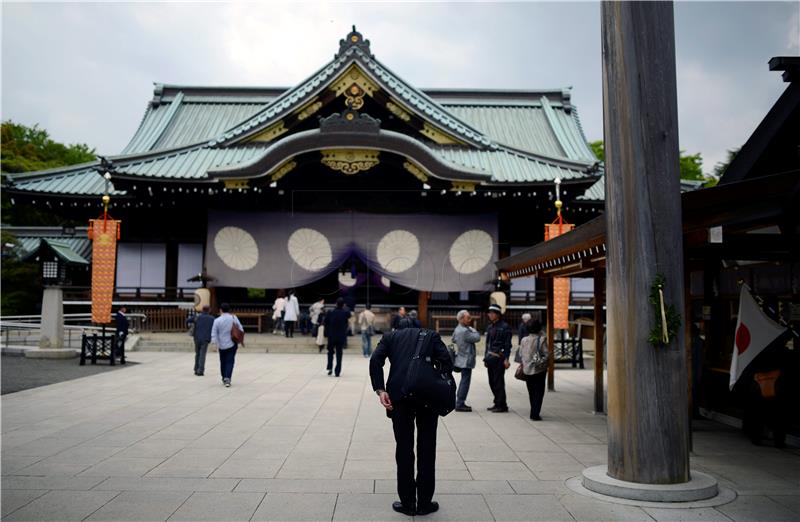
514, 364, 529, 381
401, 331, 457, 416
230, 318, 245, 347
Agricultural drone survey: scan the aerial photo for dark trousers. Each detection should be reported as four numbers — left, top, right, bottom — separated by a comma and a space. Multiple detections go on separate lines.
486, 357, 507, 408
456, 368, 472, 408
391, 399, 438, 508
327, 341, 344, 376
219, 344, 238, 380
194, 340, 209, 373
284, 320, 295, 337
525, 371, 547, 418
115, 333, 127, 364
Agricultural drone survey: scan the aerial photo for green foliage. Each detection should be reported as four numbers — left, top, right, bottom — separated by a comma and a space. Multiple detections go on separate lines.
712, 148, 740, 179
678, 152, 704, 181
589, 141, 722, 186
0, 231, 42, 315
247, 288, 266, 299
1, 120, 94, 226
648, 274, 681, 348
1, 120, 95, 174
589, 140, 604, 162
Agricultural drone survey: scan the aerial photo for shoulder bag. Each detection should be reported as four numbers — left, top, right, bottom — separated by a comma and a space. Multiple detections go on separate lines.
401, 331, 456, 416
231, 317, 245, 347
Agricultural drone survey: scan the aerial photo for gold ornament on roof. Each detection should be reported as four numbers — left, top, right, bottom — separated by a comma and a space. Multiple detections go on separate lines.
321, 149, 380, 175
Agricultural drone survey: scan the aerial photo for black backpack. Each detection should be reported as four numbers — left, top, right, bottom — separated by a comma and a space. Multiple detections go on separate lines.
401, 330, 456, 416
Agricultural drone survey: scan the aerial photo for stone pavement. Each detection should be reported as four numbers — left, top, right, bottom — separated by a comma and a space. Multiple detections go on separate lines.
2, 352, 799, 521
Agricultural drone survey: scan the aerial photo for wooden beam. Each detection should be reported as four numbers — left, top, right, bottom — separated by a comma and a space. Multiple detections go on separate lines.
602, 1, 689, 484
418, 291, 430, 328
593, 266, 605, 413
547, 277, 555, 391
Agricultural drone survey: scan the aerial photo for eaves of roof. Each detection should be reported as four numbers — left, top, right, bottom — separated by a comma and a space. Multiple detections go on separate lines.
15, 236, 93, 263
3, 163, 126, 197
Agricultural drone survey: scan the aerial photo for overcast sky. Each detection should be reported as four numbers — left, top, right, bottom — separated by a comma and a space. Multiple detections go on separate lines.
2, 1, 797, 174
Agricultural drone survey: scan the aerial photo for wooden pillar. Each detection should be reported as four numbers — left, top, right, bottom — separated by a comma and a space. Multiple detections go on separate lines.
418, 291, 429, 328
602, 1, 689, 484
546, 277, 555, 391
593, 266, 605, 413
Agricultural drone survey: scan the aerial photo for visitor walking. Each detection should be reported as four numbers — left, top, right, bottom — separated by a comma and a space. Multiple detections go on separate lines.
272, 290, 286, 334
324, 298, 351, 376
452, 310, 480, 412
192, 305, 214, 376
211, 303, 243, 387
359, 304, 376, 357
369, 322, 452, 516
316, 308, 327, 353
518, 320, 548, 420
309, 298, 325, 336
284, 289, 300, 338
114, 306, 129, 363
484, 304, 512, 412
408, 310, 421, 328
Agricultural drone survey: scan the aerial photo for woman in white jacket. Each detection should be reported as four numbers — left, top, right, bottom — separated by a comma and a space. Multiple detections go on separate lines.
283, 289, 300, 338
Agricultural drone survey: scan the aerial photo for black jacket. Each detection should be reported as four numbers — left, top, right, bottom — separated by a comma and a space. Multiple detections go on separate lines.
484, 319, 512, 361
370, 328, 453, 403
193, 312, 214, 343
324, 307, 351, 344
115, 311, 129, 336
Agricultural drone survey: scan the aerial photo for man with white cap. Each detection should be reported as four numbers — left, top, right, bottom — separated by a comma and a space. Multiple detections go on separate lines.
484, 304, 512, 412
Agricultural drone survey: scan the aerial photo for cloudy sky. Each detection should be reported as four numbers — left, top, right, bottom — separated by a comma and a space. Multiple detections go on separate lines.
2, 1, 797, 174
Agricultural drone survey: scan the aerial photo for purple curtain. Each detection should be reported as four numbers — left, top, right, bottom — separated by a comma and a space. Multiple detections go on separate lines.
205, 211, 497, 291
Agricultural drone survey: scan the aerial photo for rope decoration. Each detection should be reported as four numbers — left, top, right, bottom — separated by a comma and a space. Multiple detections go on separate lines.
648, 274, 681, 348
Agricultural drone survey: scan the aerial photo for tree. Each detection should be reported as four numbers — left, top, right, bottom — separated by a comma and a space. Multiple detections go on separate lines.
1, 121, 95, 313
1, 120, 96, 173
589, 140, 716, 186
0, 232, 41, 315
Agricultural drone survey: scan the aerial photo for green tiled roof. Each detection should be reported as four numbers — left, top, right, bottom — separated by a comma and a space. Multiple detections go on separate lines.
3, 163, 125, 196
45, 240, 90, 265
7, 228, 93, 263
4, 28, 602, 195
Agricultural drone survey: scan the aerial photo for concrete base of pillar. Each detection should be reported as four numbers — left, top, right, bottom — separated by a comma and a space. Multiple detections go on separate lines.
579, 465, 720, 503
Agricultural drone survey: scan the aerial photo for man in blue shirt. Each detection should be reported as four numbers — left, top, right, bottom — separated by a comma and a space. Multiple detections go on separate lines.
211, 303, 243, 387
193, 306, 215, 376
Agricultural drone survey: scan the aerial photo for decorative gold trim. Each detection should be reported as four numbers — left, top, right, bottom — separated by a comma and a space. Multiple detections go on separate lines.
386, 99, 412, 122
223, 179, 250, 189
321, 149, 380, 175
248, 121, 288, 142
270, 160, 297, 182
421, 122, 463, 145
450, 181, 476, 192
345, 84, 365, 110
331, 64, 379, 98
295, 98, 323, 121
403, 161, 429, 183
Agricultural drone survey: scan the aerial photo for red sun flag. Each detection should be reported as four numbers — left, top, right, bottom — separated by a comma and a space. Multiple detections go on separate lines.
729, 285, 786, 390
735, 323, 751, 355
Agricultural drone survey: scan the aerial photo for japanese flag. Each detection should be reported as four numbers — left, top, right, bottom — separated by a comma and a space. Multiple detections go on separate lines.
729, 285, 786, 390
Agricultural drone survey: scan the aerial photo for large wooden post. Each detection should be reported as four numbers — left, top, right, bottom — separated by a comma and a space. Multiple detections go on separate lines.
593, 266, 605, 413
602, 1, 689, 484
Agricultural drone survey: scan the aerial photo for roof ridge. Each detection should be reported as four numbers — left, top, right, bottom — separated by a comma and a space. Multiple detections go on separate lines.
4, 160, 101, 181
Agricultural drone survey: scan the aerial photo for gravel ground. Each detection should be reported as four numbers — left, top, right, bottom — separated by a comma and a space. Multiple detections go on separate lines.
1, 354, 136, 395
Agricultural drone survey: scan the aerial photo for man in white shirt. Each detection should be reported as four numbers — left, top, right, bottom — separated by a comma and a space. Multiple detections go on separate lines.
211, 303, 243, 387
359, 304, 376, 357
